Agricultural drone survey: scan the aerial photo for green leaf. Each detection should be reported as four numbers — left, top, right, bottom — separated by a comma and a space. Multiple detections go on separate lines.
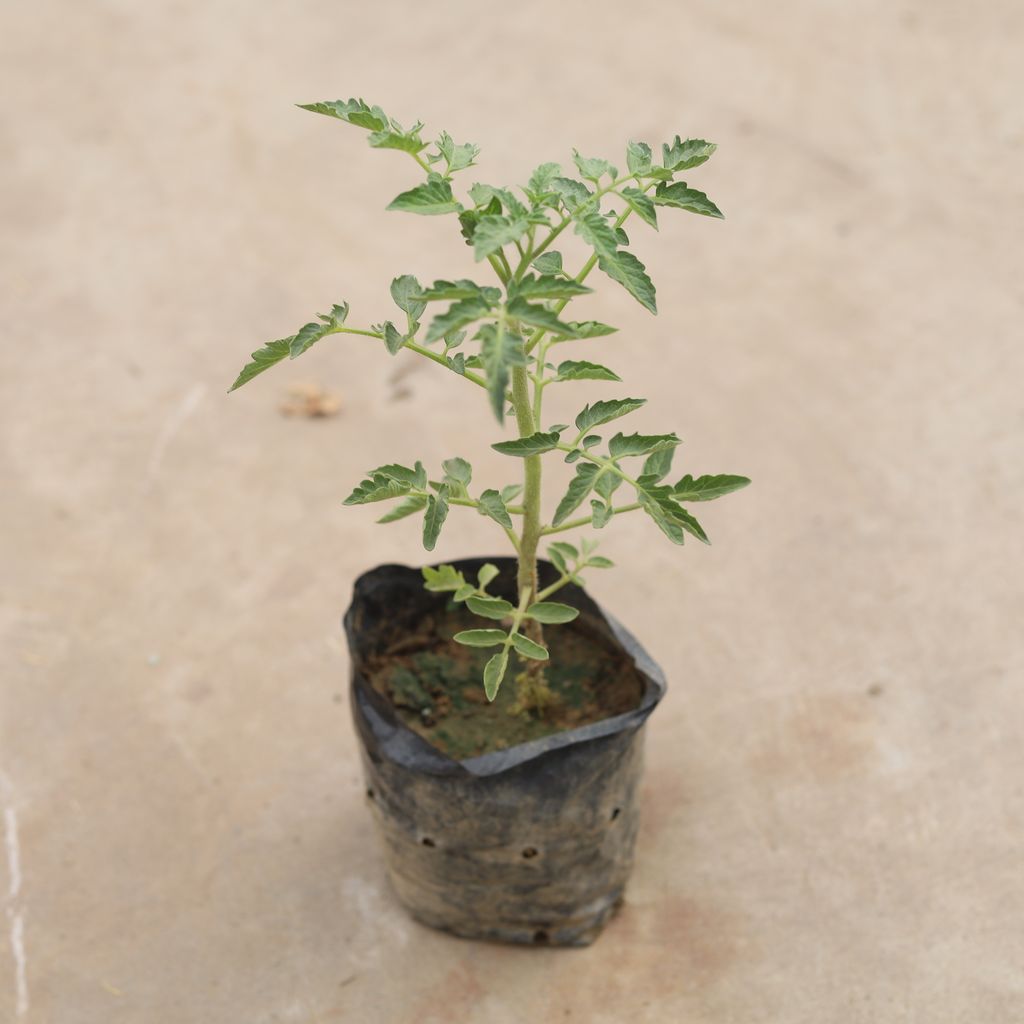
653, 182, 723, 219
387, 178, 462, 216
368, 123, 425, 155
469, 183, 527, 218
472, 214, 529, 260
594, 471, 622, 501
572, 150, 616, 182
527, 162, 562, 198
478, 563, 500, 589
297, 98, 389, 131
417, 279, 500, 303
422, 486, 449, 551
454, 629, 508, 648
608, 432, 681, 458
382, 321, 405, 356
598, 249, 657, 313
620, 186, 658, 229
588, 555, 614, 568
531, 251, 563, 275
511, 633, 549, 660
511, 274, 592, 301
422, 564, 467, 592
425, 296, 492, 344
344, 474, 412, 505
566, 320, 618, 339
574, 210, 657, 313
626, 140, 652, 175
591, 498, 613, 529
441, 457, 472, 488
662, 137, 717, 172
483, 650, 509, 701
501, 483, 523, 503
575, 397, 647, 433
390, 275, 426, 321
506, 297, 581, 338
526, 602, 579, 624
552, 177, 593, 209
642, 446, 675, 483
547, 540, 578, 574
370, 462, 428, 489
555, 360, 621, 383
377, 494, 428, 523
635, 477, 710, 545
229, 337, 291, 391
552, 462, 600, 526
435, 131, 479, 173
673, 474, 751, 501
290, 321, 331, 359
491, 431, 561, 457
479, 323, 526, 423
476, 489, 514, 530
467, 595, 515, 620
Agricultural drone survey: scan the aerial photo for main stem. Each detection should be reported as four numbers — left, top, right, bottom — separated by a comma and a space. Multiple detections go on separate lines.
510, 365, 541, 606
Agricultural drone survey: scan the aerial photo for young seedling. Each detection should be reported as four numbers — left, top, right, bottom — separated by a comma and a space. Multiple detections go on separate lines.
231, 98, 750, 709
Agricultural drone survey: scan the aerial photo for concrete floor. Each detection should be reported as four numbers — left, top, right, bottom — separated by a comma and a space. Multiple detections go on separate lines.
2, 1, 1022, 1021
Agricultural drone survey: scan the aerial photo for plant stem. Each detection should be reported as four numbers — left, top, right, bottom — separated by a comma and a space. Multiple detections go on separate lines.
541, 502, 643, 535
511, 365, 541, 604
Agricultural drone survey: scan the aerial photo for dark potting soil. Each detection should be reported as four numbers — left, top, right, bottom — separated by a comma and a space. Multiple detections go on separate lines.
364, 603, 645, 760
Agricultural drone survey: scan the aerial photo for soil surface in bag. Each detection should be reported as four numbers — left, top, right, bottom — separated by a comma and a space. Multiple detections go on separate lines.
364, 600, 645, 760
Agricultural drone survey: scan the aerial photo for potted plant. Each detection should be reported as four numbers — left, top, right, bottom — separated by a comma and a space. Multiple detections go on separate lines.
231, 98, 749, 946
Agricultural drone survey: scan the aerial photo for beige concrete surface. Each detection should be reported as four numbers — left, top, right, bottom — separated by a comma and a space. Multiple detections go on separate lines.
2, 1, 1022, 1021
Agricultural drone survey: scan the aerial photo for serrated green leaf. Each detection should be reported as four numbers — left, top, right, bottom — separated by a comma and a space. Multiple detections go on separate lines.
422, 486, 449, 551
555, 360, 622, 383
473, 214, 529, 261
297, 98, 389, 131
425, 296, 492, 344
491, 431, 561, 457
390, 275, 426, 320
381, 321, 405, 355
531, 251, 563, 275
454, 628, 508, 648
552, 177, 593, 210
482, 650, 509, 701
653, 182, 723, 219
552, 462, 600, 526
566, 320, 618, 339
370, 462, 428, 489
511, 274, 592, 301
387, 178, 462, 216
620, 186, 658, 229
662, 137, 717, 172
467, 595, 515, 620
511, 633, 549, 660
435, 131, 479, 173
591, 499, 613, 529
574, 208, 619, 260
290, 321, 331, 359
368, 123, 425, 155
527, 162, 562, 197
575, 397, 647, 433
474, 491, 512, 531
635, 477, 710, 545
422, 563, 467, 592
642, 446, 675, 483
608, 432, 681, 458
506, 297, 581, 338
441, 457, 472, 487
600, 249, 657, 313
673, 474, 751, 501
469, 183, 527, 218
377, 494, 428, 523
344, 474, 412, 505
479, 323, 526, 423
525, 601, 579, 624
229, 337, 291, 392
572, 150, 616, 182
416, 279, 501, 303
626, 140, 652, 176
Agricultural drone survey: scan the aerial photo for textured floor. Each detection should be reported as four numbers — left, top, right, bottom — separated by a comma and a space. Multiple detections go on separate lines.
2, 1, 1022, 1021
